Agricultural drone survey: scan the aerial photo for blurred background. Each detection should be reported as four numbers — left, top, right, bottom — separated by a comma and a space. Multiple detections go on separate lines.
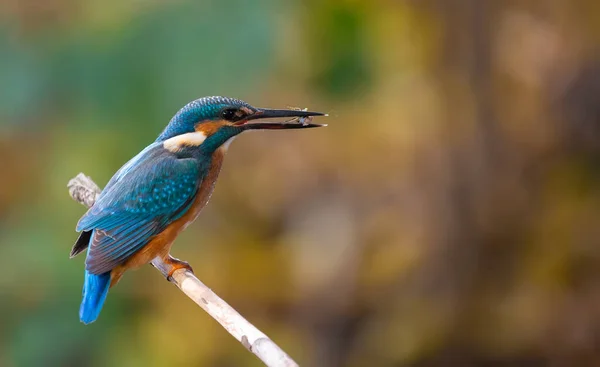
1, 0, 600, 366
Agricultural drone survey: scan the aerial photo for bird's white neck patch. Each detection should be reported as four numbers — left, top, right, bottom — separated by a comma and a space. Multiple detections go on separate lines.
163, 131, 207, 152
221, 137, 236, 152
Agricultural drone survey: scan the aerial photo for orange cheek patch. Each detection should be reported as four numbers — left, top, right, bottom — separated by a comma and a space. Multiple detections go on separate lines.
195, 121, 227, 136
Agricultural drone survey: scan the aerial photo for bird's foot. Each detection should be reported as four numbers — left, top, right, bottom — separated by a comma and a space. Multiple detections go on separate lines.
163, 256, 194, 281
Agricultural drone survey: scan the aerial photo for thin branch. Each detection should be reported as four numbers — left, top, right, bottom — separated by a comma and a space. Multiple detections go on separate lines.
68, 173, 298, 367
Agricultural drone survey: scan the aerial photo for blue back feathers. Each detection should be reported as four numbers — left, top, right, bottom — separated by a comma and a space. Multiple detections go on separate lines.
156, 96, 253, 142
77, 144, 206, 274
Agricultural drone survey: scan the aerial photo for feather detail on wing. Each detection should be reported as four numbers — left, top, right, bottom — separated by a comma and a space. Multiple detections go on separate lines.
76, 143, 206, 274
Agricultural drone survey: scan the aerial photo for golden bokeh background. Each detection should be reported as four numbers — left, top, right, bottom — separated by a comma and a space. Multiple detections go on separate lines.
1, 1, 600, 366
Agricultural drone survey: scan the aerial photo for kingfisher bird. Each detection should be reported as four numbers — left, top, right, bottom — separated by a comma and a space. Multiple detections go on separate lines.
71, 96, 325, 324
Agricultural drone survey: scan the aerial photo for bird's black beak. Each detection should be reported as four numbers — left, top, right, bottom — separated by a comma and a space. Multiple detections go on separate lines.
239, 108, 327, 130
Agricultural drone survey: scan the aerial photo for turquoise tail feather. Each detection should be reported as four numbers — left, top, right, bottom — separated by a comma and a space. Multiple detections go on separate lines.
79, 270, 110, 324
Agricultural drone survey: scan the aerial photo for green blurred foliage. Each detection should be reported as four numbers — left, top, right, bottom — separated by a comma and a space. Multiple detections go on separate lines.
2, 0, 600, 366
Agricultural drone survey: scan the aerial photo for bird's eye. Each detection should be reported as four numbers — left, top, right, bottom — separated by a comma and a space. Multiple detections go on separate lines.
221, 108, 244, 122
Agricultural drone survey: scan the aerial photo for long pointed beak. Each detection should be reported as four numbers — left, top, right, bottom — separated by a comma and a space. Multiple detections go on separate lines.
239, 108, 327, 130
250, 108, 325, 120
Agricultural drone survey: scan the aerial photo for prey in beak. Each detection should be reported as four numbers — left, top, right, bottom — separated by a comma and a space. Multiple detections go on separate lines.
235, 107, 327, 130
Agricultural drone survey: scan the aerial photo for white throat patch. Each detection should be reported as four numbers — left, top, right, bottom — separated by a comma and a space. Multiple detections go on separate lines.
221, 136, 236, 151
163, 132, 207, 152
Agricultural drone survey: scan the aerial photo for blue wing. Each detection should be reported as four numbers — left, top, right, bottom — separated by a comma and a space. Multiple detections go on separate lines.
77, 142, 203, 275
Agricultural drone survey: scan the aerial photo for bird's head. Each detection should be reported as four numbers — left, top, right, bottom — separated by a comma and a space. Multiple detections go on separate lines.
157, 96, 325, 154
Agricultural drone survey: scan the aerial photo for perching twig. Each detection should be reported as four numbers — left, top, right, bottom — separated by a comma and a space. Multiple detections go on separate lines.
68, 173, 298, 367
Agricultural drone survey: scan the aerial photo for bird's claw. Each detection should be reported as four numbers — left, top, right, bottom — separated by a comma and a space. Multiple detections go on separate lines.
165, 256, 194, 281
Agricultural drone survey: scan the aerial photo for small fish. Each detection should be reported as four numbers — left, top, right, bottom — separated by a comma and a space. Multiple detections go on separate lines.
285, 107, 312, 126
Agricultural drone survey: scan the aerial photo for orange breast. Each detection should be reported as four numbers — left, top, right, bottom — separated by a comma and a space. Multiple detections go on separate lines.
110, 149, 226, 284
